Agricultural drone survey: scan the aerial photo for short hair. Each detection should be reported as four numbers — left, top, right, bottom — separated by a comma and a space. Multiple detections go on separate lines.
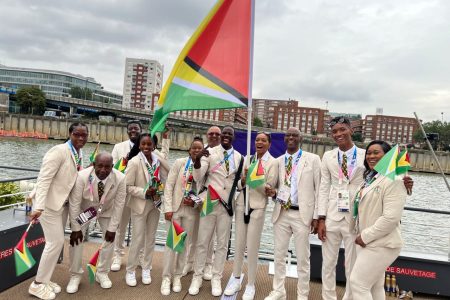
256, 131, 272, 143
69, 122, 88, 134
222, 126, 235, 133
190, 136, 204, 148
329, 116, 351, 128
127, 120, 142, 130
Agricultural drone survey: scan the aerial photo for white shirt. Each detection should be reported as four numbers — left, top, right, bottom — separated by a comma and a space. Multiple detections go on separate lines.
285, 149, 302, 207
338, 144, 357, 179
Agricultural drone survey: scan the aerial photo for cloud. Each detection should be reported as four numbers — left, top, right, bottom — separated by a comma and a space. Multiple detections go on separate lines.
1, 0, 449, 121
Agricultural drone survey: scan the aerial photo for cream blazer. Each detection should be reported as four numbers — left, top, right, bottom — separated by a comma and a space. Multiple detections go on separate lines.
193, 145, 243, 204
236, 153, 278, 210
34, 143, 80, 211
318, 147, 366, 222
112, 138, 170, 164
353, 176, 407, 248
69, 167, 127, 232
271, 151, 321, 226
126, 152, 169, 215
163, 157, 199, 213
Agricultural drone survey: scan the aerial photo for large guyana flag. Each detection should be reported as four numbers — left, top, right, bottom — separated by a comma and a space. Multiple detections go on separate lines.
14, 224, 36, 276
150, 0, 252, 134
166, 220, 187, 253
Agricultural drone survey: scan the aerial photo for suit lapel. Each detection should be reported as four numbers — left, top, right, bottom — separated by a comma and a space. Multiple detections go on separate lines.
361, 175, 385, 201
101, 177, 114, 203
66, 145, 78, 169
139, 156, 150, 183
350, 148, 365, 182
296, 155, 307, 184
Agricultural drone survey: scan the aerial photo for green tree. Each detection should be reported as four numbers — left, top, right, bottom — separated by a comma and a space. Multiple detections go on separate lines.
352, 132, 364, 142
253, 116, 263, 127
70, 86, 93, 100
0, 183, 25, 210
16, 86, 46, 115
413, 120, 450, 151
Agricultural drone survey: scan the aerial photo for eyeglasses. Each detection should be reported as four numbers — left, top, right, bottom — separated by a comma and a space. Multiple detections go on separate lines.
329, 117, 350, 127
71, 133, 88, 138
207, 132, 220, 136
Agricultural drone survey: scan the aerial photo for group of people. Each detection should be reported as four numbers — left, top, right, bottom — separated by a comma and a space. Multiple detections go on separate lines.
27, 116, 413, 300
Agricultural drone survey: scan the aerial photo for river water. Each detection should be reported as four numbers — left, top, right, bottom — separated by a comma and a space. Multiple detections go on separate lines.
1, 138, 449, 258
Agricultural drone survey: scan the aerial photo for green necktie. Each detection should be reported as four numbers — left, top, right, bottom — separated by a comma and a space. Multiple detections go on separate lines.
98, 181, 105, 199
223, 151, 230, 174
342, 152, 348, 179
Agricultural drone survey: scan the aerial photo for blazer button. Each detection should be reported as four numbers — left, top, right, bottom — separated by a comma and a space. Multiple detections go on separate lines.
223, 187, 226, 190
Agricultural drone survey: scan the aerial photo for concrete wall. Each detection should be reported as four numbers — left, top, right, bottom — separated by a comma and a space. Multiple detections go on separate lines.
1, 113, 449, 174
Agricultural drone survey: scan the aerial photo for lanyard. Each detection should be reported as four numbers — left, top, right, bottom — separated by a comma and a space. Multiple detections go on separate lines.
284, 149, 302, 186
338, 147, 357, 184
67, 141, 83, 171
210, 149, 234, 173
182, 157, 194, 195
140, 152, 159, 181
353, 173, 379, 219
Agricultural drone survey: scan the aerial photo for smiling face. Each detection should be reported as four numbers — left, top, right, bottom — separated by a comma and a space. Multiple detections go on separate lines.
189, 140, 204, 159
127, 123, 142, 143
331, 123, 353, 151
70, 126, 88, 150
207, 126, 221, 148
365, 143, 386, 170
255, 133, 270, 157
139, 136, 154, 158
221, 127, 235, 150
284, 127, 301, 153
94, 153, 113, 180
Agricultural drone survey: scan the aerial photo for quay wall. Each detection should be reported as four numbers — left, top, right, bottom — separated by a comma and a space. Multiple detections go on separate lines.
1, 113, 449, 174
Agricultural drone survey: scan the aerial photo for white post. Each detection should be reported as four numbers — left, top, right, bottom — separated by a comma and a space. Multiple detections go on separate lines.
245, 0, 256, 216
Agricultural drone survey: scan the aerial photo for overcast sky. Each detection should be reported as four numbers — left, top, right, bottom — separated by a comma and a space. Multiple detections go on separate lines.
1, 0, 449, 122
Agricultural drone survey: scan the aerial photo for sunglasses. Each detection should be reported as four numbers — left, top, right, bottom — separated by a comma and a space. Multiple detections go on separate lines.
329, 117, 350, 128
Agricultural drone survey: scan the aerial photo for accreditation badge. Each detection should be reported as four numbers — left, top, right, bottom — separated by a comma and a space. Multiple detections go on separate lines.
337, 189, 350, 212
276, 185, 291, 205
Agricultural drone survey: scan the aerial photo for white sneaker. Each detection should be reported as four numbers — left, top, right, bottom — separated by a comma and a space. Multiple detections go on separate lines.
211, 278, 222, 297
224, 276, 241, 296
66, 275, 81, 294
142, 269, 151, 285
172, 275, 182, 293
47, 281, 61, 294
111, 255, 122, 272
182, 262, 193, 276
264, 290, 286, 300
243, 284, 256, 300
188, 276, 203, 295
29, 282, 56, 300
160, 277, 171, 296
95, 272, 112, 289
203, 264, 213, 280
126, 271, 137, 287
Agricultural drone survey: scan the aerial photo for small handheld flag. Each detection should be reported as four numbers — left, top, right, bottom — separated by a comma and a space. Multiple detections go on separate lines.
246, 159, 265, 189
166, 220, 187, 253
201, 185, 220, 217
14, 222, 36, 276
114, 157, 128, 173
374, 144, 399, 180
86, 248, 100, 284
396, 150, 411, 175
89, 142, 100, 163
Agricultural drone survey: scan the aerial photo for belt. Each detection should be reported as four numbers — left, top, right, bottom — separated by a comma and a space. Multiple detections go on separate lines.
289, 206, 299, 210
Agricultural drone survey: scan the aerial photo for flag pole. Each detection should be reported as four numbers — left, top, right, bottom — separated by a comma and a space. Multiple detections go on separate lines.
245, 0, 256, 217
414, 112, 450, 193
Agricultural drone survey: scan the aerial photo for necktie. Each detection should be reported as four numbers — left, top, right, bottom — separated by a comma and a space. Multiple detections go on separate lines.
98, 181, 105, 200
283, 155, 293, 209
223, 151, 230, 174
342, 152, 348, 179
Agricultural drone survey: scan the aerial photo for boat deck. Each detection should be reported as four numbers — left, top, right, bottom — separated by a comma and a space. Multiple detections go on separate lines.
1, 240, 444, 300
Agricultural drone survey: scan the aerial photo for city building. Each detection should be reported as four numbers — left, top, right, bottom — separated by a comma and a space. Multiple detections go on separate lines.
272, 100, 328, 134
0, 65, 122, 106
363, 114, 418, 144
122, 58, 163, 110
329, 112, 362, 121
252, 98, 287, 128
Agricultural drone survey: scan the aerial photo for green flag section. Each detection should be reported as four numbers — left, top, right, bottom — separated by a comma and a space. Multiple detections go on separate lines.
201, 185, 220, 217
374, 144, 399, 179
396, 150, 411, 175
14, 230, 36, 276
89, 142, 100, 163
86, 249, 100, 284
114, 157, 127, 173
166, 220, 187, 253
150, 0, 252, 135
246, 159, 265, 189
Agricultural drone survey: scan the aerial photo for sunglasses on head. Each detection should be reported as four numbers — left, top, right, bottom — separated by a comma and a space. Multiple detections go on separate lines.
329, 117, 350, 128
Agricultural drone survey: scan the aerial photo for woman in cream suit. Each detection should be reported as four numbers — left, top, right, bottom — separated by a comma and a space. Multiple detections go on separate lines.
124, 133, 169, 287
28, 122, 88, 300
224, 132, 278, 300
160, 137, 204, 295
349, 140, 407, 300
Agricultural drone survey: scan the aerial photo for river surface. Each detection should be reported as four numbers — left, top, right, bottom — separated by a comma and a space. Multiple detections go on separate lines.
1, 138, 449, 258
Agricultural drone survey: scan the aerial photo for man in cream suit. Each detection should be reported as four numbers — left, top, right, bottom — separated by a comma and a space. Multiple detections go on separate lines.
189, 126, 243, 297
67, 153, 126, 293
111, 120, 170, 271
264, 127, 321, 300
317, 117, 365, 300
